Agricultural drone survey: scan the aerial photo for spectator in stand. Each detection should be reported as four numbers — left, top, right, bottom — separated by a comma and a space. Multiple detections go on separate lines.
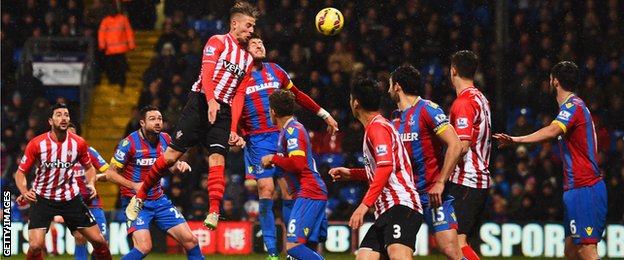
98, 5, 135, 89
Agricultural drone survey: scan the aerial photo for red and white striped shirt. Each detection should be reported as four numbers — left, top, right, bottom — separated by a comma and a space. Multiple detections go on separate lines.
449, 87, 492, 189
18, 132, 92, 201
362, 114, 422, 219
192, 33, 254, 105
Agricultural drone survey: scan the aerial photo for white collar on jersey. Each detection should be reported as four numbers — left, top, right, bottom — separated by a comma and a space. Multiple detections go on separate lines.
282, 117, 295, 129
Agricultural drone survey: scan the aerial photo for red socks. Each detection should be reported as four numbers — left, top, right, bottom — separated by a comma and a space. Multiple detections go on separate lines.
207, 165, 225, 214
462, 245, 480, 260
137, 156, 169, 199
26, 249, 43, 260
92, 243, 112, 260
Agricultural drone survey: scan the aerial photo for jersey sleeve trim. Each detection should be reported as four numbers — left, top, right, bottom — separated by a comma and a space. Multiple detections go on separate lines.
111, 158, 124, 169
552, 120, 568, 134
98, 164, 110, 173
435, 124, 450, 135
288, 150, 306, 157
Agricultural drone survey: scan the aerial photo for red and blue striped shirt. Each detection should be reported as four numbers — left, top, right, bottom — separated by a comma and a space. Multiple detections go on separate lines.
73, 146, 109, 208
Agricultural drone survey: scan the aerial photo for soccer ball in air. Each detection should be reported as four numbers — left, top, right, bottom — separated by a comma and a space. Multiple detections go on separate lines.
315, 7, 344, 36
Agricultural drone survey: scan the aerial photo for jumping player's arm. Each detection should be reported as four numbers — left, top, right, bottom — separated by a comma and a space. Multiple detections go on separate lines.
328, 167, 368, 181
15, 141, 38, 202
273, 63, 339, 134
201, 36, 226, 124
450, 98, 475, 156
426, 103, 463, 207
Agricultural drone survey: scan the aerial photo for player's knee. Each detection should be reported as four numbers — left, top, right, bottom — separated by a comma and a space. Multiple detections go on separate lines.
164, 148, 183, 165
135, 241, 152, 254
207, 150, 226, 164
184, 235, 199, 248
28, 241, 45, 252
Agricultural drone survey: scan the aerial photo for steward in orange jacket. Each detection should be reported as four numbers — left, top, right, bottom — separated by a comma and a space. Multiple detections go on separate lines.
98, 13, 135, 55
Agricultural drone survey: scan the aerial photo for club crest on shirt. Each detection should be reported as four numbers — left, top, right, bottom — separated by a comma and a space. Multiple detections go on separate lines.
408, 116, 415, 126
122, 139, 129, 147
375, 145, 388, 156
266, 72, 275, 81
456, 118, 468, 129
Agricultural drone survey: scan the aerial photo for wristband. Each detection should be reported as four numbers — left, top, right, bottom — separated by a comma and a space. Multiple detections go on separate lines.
317, 108, 330, 120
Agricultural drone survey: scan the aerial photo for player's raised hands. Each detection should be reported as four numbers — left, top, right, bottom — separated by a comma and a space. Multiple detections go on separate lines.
260, 154, 274, 168
173, 161, 192, 174
492, 133, 515, 148
325, 115, 339, 135
328, 167, 350, 182
349, 203, 369, 229
207, 99, 221, 124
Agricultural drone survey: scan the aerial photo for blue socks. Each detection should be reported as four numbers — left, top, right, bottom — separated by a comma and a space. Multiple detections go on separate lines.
287, 244, 323, 260
74, 244, 88, 260
282, 199, 294, 224
259, 198, 278, 256
121, 248, 145, 260
186, 245, 204, 259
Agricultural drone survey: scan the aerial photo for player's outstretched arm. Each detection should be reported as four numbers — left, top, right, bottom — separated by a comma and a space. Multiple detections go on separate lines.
168, 161, 192, 174
493, 123, 563, 148
290, 85, 339, 135
328, 167, 367, 182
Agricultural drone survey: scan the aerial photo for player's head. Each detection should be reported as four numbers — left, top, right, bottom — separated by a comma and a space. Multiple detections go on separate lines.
450, 50, 478, 84
389, 64, 421, 102
246, 33, 265, 60
139, 105, 162, 135
268, 89, 295, 125
49, 103, 70, 132
229, 1, 258, 45
350, 78, 382, 118
550, 61, 579, 93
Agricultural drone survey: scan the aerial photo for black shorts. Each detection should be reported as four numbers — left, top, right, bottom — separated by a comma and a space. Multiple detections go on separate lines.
447, 182, 488, 236
28, 195, 97, 232
359, 205, 423, 254
169, 92, 231, 156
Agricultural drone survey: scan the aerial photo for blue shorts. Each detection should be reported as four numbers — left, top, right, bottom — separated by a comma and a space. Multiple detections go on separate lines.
121, 196, 186, 234
287, 198, 327, 244
563, 180, 607, 244
420, 194, 458, 234
89, 207, 108, 241
244, 132, 282, 179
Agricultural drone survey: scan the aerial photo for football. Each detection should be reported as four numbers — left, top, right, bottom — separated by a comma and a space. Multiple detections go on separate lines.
315, 7, 344, 36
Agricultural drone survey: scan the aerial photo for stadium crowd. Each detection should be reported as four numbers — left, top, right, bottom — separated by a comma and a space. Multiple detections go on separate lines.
2, 0, 623, 225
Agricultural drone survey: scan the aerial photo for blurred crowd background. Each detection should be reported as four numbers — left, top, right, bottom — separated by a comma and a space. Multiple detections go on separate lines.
2, 0, 623, 225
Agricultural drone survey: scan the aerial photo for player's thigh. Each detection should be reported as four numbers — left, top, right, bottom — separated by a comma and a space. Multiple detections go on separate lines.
61, 197, 97, 232
153, 197, 187, 231
89, 208, 108, 240
76, 224, 107, 245
380, 205, 423, 252
169, 92, 208, 153
563, 181, 607, 245
387, 243, 414, 259
356, 248, 382, 260
256, 177, 275, 198
204, 103, 231, 156
123, 198, 156, 234
28, 196, 56, 231
422, 194, 459, 234
286, 198, 327, 244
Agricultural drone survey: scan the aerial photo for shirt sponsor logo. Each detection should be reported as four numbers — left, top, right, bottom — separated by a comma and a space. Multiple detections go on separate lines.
223, 60, 246, 79
246, 82, 279, 94
375, 145, 388, 156
42, 160, 73, 169
135, 158, 157, 166
558, 110, 572, 121
205, 46, 216, 56
400, 132, 419, 142
456, 118, 469, 129
287, 138, 298, 149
